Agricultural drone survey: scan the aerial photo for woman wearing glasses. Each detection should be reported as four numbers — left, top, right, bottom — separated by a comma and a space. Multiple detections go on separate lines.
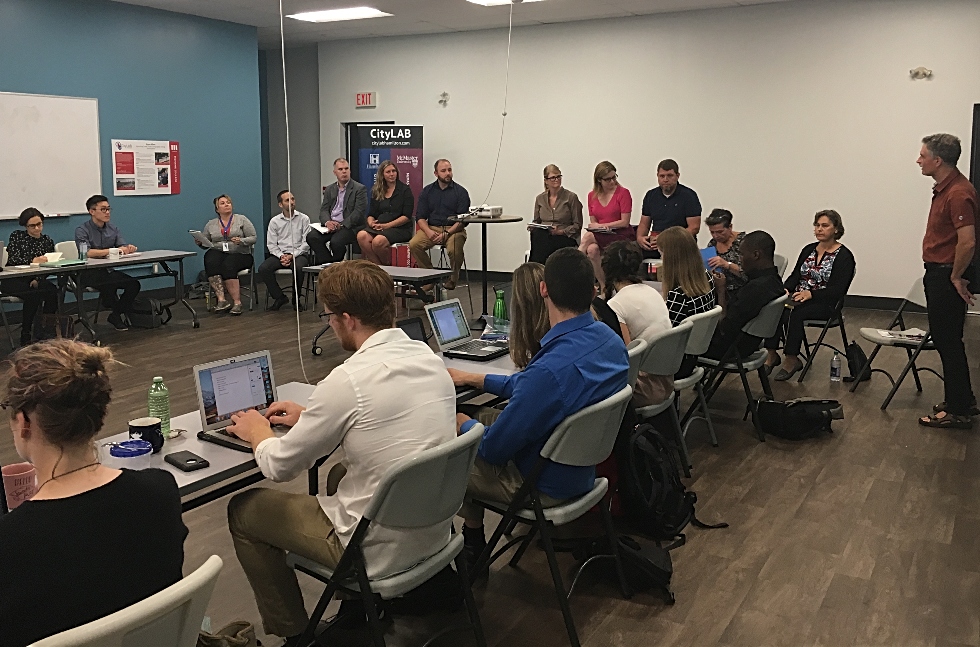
529, 164, 583, 264
579, 161, 634, 284
2, 208, 60, 346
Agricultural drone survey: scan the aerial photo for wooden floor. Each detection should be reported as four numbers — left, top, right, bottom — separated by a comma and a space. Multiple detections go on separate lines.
3, 285, 979, 647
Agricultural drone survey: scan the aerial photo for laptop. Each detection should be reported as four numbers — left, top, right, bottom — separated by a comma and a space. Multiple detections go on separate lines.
193, 350, 278, 451
424, 298, 509, 361
396, 316, 427, 342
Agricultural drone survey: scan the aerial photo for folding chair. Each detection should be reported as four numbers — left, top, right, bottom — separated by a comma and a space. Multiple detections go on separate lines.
471, 385, 634, 647
0, 243, 23, 348
774, 253, 789, 278
286, 425, 487, 647
206, 258, 256, 312
697, 294, 789, 441
675, 306, 724, 447
626, 338, 649, 389
433, 244, 474, 314
634, 321, 696, 476
849, 279, 940, 410
794, 266, 856, 383
30, 555, 222, 647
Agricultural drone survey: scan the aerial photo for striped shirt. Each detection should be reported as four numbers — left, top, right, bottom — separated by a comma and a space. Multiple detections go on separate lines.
665, 273, 717, 327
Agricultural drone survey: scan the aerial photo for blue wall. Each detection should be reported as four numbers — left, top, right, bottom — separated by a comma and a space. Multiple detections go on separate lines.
0, 0, 263, 283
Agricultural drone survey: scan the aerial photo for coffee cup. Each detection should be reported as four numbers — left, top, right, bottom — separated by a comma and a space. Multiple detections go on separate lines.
2, 462, 37, 510
129, 416, 164, 453
108, 247, 120, 260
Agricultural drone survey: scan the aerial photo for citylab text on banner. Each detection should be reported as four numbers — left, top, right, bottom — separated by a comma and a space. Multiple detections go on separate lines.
351, 125, 423, 209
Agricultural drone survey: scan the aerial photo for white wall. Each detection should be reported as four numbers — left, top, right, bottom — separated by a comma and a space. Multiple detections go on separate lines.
318, 0, 980, 297
266, 46, 322, 219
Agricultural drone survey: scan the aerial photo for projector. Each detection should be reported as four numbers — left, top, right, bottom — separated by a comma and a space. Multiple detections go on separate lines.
473, 205, 503, 218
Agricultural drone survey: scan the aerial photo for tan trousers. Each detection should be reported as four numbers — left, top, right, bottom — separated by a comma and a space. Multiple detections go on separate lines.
458, 406, 563, 521
228, 488, 346, 638
409, 225, 467, 285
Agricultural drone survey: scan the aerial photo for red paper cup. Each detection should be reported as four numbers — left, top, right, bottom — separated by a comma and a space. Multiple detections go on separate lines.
2, 462, 37, 510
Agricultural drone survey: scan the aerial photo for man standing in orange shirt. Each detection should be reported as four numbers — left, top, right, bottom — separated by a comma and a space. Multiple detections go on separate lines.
918, 133, 979, 429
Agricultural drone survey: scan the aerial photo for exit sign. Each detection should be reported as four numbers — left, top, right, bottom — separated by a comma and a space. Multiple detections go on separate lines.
355, 92, 377, 108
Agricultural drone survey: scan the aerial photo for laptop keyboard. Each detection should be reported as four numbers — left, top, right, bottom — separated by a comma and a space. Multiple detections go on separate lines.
453, 340, 500, 353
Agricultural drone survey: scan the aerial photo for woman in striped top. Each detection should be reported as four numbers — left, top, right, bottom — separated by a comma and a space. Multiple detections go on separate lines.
658, 226, 716, 327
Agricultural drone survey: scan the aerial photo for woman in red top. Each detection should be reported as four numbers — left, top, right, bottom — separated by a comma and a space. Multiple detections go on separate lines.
579, 161, 633, 284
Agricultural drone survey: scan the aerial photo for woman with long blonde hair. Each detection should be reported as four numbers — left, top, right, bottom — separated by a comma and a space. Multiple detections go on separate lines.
579, 161, 634, 285
357, 160, 415, 265
509, 262, 550, 369
658, 226, 716, 327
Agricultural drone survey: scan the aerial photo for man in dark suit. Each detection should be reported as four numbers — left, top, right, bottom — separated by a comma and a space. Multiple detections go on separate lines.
307, 158, 367, 263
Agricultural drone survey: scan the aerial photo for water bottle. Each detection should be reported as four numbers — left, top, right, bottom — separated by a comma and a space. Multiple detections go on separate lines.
148, 377, 171, 436
830, 351, 842, 382
78, 241, 88, 259
492, 288, 508, 327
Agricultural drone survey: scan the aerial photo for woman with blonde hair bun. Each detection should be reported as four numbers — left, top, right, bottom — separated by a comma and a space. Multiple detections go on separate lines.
0, 339, 187, 646
530, 164, 583, 264
509, 262, 550, 369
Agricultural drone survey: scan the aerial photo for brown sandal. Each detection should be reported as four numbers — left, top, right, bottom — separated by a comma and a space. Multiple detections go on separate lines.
919, 411, 974, 429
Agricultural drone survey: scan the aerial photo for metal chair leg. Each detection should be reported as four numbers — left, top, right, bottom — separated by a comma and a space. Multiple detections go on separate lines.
354, 560, 387, 647
0, 301, 16, 349
533, 498, 581, 647
668, 403, 692, 476
798, 322, 832, 383
736, 367, 765, 441
881, 343, 928, 410
454, 552, 488, 647
599, 497, 631, 600
508, 525, 537, 568
695, 381, 719, 447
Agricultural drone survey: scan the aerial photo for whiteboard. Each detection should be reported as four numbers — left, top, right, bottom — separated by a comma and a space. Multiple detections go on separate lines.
0, 91, 102, 219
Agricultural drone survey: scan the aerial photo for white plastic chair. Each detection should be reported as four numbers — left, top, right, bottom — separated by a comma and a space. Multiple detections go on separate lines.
675, 306, 724, 447
471, 385, 634, 647
0, 244, 23, 348
286, 425, 487, 647
432, 245, 474, 314
774, 253, 788, 278
626, 338, 649, 389
29, 555, 223, 647
850, 279, 939, 410
698, 294, 789, 440
634, 320, 695, 475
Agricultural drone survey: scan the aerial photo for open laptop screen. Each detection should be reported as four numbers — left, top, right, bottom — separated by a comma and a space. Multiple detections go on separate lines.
196, 352, 276, 429
428, 300, 470, 348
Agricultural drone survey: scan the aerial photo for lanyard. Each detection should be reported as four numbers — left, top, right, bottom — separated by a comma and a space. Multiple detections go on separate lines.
219, 215, 233, 238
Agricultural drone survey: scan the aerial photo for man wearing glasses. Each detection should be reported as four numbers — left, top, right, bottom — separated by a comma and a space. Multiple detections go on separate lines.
636, 159, 702, 258
74, 195, 141, 331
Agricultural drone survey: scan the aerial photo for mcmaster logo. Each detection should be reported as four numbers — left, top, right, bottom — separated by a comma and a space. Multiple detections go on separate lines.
396, 154, 419, 168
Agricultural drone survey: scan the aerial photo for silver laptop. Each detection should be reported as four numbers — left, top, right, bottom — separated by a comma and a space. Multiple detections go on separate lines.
424, 298, 508, 361
193, 351, 277, 448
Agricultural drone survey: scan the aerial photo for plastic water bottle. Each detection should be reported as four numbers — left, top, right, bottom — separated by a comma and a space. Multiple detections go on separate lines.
148, 377, 171, 437
493, 288, 508, 328
830, 352, 842, 382
78, 241, 88, 259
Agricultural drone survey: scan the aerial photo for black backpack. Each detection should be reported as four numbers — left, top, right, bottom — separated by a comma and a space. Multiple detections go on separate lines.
128, 297, 172, 329
618, 423, 727, 546
756, 398, 843, 440
843, 341, 871, 382
574, 533, 677, 604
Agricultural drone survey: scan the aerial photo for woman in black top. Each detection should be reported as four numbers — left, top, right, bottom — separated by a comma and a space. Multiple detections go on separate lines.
357, 160, 415, 266
0, 339, 187, 647
3, 208, 60, 346
766, 210, 856, 381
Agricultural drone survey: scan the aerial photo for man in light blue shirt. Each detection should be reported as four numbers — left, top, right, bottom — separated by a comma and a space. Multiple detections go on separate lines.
448, 248, 628, 565
258, 190, 311, 311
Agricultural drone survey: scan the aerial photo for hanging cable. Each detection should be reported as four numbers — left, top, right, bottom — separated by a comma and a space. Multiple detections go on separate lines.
279, 0, 311, 384
479, 0, 515, 205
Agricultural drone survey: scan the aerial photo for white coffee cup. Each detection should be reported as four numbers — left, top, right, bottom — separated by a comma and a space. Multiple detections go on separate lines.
108, 247, 120, 260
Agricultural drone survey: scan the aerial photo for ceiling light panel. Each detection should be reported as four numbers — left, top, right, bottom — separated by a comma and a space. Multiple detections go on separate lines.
466, 0, 545, 6
288, 7, 392, 22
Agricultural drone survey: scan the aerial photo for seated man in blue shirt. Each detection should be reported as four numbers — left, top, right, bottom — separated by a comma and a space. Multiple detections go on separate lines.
448, 248, 629, 565
75, 194, 141, 331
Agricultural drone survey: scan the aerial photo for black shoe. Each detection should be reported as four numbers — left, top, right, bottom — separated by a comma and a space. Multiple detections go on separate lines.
269, 296, 289, 311
107, 312, 129, 331
292, 300, 305, 312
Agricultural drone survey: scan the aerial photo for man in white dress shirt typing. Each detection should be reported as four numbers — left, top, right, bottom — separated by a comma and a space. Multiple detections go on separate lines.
226, 260, 457, 645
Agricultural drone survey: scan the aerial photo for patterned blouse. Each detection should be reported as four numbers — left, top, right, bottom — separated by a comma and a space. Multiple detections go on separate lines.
795, 246, 840, 293
665, 272, 717, 327
6, 229, 55, 266
708, 231, 747, 294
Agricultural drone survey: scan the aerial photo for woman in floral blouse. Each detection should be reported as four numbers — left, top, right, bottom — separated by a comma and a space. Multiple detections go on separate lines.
3, 208, 59, 345
766, 210, 856, 381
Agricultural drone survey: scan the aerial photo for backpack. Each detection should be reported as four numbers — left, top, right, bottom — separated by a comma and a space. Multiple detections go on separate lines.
617, 423, 727, 545
843, 341, 871, 382
573, 534, 676, 604
128, 297, 172, 329
756, 398, 843, 440
31, 313, 75, 342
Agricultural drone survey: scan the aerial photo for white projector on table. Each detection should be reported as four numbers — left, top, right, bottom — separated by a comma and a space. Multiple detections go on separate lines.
473, 205, 503, 218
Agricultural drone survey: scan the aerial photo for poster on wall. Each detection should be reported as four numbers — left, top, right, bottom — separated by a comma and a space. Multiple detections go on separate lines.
111, 139, 180, 196
350, 125, 423, 208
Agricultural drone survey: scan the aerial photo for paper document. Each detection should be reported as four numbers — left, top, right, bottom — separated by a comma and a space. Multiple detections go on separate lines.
878, 328, 927, 340
586, 226, 613, 234
189, 230, 213, 248
527, 222, 553, 230
310, 223, 329, 234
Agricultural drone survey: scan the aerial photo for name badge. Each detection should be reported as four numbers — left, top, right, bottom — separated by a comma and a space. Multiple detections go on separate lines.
222, 242, 230, 252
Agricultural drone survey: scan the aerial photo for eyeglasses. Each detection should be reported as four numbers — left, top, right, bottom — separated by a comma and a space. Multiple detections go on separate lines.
0, 402, 11, 411
545, 175, 562, 181
26, 222, 43, 229
96, 207, 111, 213
600, 174, 618, 182
318, 311, 334, 320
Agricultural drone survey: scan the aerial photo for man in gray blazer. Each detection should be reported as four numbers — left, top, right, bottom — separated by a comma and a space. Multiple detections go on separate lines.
307, 158, 367, 263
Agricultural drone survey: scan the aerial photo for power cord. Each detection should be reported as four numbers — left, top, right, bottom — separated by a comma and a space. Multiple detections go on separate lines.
479, 0, 515, 206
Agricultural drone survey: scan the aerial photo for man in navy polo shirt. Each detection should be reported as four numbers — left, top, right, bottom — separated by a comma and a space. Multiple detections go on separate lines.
409, 158, 470, 290
636, 159, 702, 257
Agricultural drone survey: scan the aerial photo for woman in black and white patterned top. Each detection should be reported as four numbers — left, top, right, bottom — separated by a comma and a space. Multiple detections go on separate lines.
658, 227, 717, 377
3, 208, 59, 345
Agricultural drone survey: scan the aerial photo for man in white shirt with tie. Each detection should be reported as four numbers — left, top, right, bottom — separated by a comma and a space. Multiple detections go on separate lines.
226, 260, 457, 646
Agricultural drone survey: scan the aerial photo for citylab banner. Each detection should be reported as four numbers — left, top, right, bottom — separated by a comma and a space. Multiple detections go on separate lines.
351, 124, 423, 209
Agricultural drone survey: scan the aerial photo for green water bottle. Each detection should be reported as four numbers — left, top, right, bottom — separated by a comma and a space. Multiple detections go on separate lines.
148, 377, 171, 437
493, 288, 508, 326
